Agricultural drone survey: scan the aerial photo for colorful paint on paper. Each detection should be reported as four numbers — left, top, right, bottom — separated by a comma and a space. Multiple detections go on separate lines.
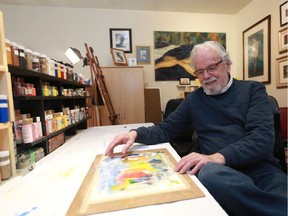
89, 151, 187, 202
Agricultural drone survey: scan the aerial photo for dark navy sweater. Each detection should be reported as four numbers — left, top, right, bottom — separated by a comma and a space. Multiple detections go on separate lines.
135, 79, 279, 169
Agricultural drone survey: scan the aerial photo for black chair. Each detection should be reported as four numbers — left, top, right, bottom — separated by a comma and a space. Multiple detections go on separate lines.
164, 99, 199, 157
267, 95, 286, 173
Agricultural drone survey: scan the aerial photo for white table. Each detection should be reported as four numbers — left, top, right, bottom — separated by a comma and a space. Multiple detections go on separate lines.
0, 123, 228, 216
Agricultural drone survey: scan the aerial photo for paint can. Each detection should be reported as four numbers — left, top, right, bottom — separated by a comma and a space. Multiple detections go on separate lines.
0, 151, 11, 180
0, 95, 8, 123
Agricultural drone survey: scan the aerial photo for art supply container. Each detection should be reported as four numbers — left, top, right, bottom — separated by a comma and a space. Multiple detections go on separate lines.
0, 95, 8, 123
18, 45, 26, 69
22, 118, 34, 143
10, 42, 20, 66
0, 150, 11, 180
5, 39, 12, 65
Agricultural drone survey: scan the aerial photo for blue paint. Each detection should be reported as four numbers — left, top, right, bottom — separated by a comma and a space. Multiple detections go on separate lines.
16, 206, 38, 216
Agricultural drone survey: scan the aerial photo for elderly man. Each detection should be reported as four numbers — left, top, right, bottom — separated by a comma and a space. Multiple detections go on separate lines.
106, 41, 287, 216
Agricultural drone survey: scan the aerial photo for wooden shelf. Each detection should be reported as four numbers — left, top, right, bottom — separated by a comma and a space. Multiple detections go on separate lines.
0, 11, 16, 181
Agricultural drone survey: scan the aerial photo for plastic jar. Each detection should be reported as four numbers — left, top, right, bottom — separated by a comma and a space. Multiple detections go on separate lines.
10, 42, 19, 67
32, 52, 40, 72
5, 39, 12, 65
25, 48, 33, 70
48, 58, 55, 76
39, 54, 48, 74
54, 61, 59, 77
18, 45, 26, 69
0, 95, 8, 123
0, 151, 11, 180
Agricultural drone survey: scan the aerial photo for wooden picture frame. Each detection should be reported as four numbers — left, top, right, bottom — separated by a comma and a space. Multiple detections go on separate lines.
275, 55, 288, 88
136, 46, 151, 64
66, 148, 205, 215
179, 77, 190, 85
110, 28, 132, 53
280, 1, 288, 27
110, 48, 128, 66
278, 27, 288, 54
243, 15, 271, 84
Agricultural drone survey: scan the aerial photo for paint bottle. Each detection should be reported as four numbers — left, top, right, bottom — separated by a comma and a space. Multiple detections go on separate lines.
5, 39, 12, 65
36, 116, 43, 138
0, 95, 8, 123
25, 48, 33, 70
18, 45, 26, 69
22, 118, 33, 143
10, 42, 20, 67
32, 52, 40, 72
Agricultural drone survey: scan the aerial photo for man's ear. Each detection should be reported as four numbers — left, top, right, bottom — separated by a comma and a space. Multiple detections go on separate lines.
225, 62, 231, 72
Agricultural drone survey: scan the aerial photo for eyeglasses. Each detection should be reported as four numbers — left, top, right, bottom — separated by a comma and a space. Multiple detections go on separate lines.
194, 60, 223, 77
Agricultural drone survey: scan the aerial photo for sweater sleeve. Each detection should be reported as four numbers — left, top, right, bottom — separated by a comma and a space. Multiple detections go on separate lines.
218, 82, 275, 167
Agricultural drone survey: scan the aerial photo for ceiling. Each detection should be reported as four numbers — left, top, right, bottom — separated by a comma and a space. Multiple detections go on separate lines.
0, 0, 253, 14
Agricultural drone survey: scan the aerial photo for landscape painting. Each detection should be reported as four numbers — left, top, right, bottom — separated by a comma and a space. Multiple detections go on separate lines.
154, 31, 226, 81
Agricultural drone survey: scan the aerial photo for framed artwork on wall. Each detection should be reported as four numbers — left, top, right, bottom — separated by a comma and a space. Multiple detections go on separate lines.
110, 28, 132, 53
278, 27, 288, 54
243, 15, 271, 84
280, 1, 288, 27
275, 55, 288, 88
153, 31, 226, 81
136, 46, 151, 65
179, 77, 190, 85
110, 48, 128, 66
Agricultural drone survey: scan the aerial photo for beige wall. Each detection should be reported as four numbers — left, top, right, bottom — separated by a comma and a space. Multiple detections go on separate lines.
0, 0, 286, 110
235, 0, 287, 107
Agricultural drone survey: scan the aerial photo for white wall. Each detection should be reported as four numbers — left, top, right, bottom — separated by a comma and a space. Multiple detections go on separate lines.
0, 1, 286, 110
235, 0, 287, 107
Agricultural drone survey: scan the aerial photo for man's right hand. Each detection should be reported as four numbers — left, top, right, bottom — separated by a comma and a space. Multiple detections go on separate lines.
105, 130, 137, 158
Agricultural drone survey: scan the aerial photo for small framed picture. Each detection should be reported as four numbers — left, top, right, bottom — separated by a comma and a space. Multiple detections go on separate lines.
109, 28, 132, 53
128, 57, 137, 66
280, 1, 288, 27
179, 77, 190, 85
136, 46, 151, 64
275, 55, 288, 88
110, 48, 128, 66
278, 27, 288, 54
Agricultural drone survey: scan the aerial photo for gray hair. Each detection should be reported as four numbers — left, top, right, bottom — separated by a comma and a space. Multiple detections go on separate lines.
190, 41, 232, 69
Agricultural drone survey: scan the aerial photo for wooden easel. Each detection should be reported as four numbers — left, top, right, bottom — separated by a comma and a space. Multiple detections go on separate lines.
84, 43, 119, 125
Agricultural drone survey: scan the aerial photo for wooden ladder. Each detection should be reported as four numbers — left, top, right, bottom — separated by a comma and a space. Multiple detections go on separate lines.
84, 43, 119, 125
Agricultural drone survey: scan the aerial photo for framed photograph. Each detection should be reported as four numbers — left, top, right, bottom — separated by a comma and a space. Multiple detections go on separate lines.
275, 55, 288, 88
66, 149, 204, 215
128, 57, 137, 66
278, 27, 288, 54
280, 1, 288, 27
243, 15, 271, 84
109, 28, 132, 53
110, 48, 128, 66
136, 46, 151, 64
179, 77, 190, 85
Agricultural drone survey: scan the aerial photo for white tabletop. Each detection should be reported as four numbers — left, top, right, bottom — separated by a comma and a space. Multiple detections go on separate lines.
0, 123, 227, 216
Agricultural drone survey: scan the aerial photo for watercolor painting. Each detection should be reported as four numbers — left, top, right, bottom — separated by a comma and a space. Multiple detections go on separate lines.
67, 149, 205, 215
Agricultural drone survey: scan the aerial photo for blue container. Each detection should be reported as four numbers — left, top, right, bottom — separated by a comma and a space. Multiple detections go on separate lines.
0, 95, 8, 123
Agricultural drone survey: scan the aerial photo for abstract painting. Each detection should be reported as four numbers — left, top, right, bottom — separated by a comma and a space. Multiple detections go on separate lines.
243, 15, 271, 84
67, 149, 205, 215
154, 31, 226, 81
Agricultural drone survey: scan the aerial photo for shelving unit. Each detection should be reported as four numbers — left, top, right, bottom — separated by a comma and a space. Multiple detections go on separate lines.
8, 65, 91, 156
0, 11, 16, 181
